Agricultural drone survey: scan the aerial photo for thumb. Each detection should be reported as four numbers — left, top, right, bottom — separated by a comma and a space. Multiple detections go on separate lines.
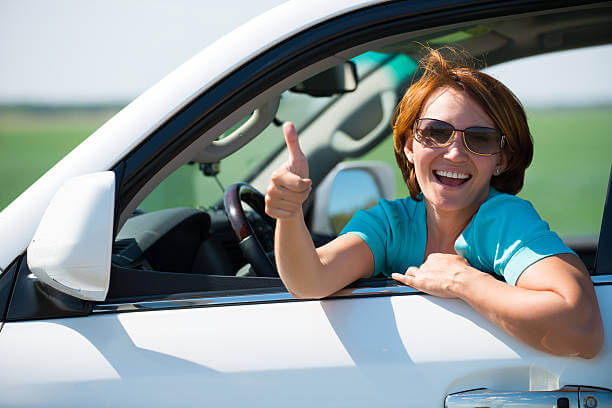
283, 122, 309, 178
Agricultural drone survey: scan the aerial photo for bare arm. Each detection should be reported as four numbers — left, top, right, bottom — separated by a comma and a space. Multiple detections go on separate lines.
275, 218, 373, 298
393, 253, 604, 358
265, 122, 372, 298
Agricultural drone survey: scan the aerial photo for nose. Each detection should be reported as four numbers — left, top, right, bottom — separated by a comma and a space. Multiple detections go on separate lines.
442, 130, 469, 160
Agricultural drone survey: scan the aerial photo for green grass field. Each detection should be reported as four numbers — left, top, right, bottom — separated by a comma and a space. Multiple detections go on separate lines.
1, 106, 610, 238
520, 107, 611, 236
0, 108, 119, 210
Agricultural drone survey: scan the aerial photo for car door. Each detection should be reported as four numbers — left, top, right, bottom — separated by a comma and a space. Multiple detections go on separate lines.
1, 1, 611, 406
2, 264, 610, 406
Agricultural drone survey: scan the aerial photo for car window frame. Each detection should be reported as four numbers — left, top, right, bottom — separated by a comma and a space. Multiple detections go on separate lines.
108, 0, 611, 298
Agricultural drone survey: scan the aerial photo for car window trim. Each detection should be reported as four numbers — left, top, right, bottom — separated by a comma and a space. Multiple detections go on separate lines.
93, 284, 422, 314
4, 266, 610, 320
93, 275, 612, 315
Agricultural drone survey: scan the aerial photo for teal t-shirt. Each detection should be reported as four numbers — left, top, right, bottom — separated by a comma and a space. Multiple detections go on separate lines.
340, 188, 575, 285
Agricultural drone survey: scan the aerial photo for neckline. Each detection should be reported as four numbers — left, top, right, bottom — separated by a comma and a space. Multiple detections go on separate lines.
419, 187, 499, 261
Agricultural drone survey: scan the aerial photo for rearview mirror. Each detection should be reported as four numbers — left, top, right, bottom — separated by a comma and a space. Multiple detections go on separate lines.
291, 61, 358, 97
27, 171, 115, 301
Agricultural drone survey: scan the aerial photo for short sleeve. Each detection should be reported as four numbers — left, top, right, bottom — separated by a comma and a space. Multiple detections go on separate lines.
455, 194, 575, 286
340, 200, 391, 277
340, 197, 426, 277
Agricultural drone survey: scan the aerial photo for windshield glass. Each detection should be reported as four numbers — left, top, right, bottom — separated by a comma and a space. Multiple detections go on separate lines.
139, 52, 390, 212
138, 92, 338, 212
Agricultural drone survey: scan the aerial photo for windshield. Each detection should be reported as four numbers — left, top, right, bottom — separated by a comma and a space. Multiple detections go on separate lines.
139, 52, 391, 212
138, 92, 337, 212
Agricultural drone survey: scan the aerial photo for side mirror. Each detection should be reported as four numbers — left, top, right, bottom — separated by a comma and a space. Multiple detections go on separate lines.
311, 162, 395, 235
291, 61, 358, 97
27, 171, 115, 301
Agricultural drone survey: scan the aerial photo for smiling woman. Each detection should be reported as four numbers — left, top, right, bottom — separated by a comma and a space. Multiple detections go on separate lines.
265, 47, 604, 358
393, 48, 533, 200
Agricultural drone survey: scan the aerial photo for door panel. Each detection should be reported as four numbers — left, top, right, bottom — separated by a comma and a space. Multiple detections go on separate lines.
0, 282, 610, 406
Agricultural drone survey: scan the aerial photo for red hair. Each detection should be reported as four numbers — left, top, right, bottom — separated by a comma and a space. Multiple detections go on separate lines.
392, 47, 533, 199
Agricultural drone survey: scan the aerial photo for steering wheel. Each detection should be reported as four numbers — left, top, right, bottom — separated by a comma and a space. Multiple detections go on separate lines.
223, 182, 277, 277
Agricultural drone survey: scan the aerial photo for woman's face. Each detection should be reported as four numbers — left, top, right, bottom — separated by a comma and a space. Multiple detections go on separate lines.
404, 86, 506, 216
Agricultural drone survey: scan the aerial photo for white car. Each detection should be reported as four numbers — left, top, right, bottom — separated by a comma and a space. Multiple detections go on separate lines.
1, 0, 611, 406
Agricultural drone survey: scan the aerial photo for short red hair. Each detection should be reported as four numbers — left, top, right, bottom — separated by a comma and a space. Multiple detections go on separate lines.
392, 47, 533, 199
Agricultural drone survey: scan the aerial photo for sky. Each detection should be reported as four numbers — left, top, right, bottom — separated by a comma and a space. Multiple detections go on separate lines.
0, 0, 287, 104
1, 0, 611, 106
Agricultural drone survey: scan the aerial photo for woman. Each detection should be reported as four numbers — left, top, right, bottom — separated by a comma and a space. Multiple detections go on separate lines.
264, 48, 603, 358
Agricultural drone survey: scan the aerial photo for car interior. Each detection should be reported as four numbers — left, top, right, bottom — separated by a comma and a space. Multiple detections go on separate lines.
104, 4, 612, 303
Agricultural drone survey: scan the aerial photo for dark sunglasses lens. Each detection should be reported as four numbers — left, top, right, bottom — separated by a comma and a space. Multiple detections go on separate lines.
464, 128, 502, 154
417, 120, 453, 146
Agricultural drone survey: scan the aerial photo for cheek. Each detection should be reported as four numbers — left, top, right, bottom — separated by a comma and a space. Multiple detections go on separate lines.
474, 157, 498, 176
412, 144, 435, 167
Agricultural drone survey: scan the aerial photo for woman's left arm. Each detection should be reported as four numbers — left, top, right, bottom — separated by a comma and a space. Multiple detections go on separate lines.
392, 253, 604, 358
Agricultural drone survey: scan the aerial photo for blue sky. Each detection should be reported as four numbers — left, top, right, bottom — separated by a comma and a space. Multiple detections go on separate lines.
1, 0, 611, 106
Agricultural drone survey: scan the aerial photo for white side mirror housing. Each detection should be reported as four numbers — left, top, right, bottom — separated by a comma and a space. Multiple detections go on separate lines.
27, 171, 115, 301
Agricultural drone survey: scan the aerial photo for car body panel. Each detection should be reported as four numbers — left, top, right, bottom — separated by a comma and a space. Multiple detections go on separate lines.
1, 283, 610, 406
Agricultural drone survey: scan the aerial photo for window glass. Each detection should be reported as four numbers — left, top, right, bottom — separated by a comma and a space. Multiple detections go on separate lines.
349, 46, 612, 239
484, 45, 612, 237
139, 52, 388, 212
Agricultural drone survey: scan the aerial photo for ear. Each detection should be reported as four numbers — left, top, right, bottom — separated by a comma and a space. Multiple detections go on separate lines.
404, 137, 414, 164
495, 152, 509, 174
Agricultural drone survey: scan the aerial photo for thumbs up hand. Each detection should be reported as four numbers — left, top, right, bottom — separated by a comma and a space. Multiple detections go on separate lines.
265, 122, 312, 219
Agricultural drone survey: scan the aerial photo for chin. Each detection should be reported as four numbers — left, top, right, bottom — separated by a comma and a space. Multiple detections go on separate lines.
424, 186, 488, 214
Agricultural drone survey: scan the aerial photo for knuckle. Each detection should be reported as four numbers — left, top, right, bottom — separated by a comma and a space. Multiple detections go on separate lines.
266, 188, 279, 199
267, 181, 279, 194
271, 168, 286, 181
298, 190, 310, 201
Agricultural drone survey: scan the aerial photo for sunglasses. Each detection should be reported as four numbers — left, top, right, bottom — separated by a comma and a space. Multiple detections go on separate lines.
413, 118, 505, 155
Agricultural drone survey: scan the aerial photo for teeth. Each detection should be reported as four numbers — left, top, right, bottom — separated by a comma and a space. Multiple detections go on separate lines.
435, 170, 470, 179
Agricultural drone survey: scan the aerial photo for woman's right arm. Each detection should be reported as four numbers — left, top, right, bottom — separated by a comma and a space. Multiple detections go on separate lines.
265, 122, 373, 298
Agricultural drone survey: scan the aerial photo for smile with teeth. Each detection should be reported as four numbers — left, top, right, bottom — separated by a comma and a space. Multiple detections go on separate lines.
433, 170, 472, 186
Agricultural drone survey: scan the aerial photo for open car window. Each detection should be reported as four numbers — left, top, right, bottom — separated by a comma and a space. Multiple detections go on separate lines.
108, 53, 397, 302
108, 7, 612, 306
346, 46, 612, 271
